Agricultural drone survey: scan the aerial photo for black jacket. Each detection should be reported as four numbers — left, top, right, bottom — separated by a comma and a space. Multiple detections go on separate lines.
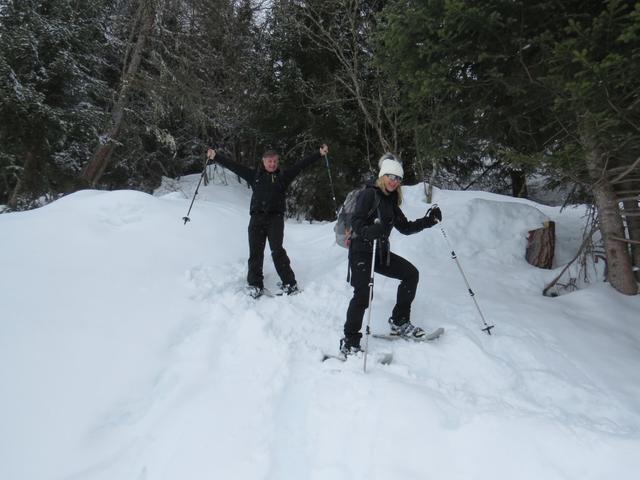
350, 184, 428, 256
214, 151, 322, 215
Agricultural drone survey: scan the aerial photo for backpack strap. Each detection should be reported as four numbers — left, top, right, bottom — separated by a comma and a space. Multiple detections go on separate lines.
367, 188, 381, 221
349, 186, 380, 241
346, 189, 381, 282
366, 187, 388, 266
359, 185, 381, 226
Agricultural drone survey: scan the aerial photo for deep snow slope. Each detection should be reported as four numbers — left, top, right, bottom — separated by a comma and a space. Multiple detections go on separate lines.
1, 172, 639, 480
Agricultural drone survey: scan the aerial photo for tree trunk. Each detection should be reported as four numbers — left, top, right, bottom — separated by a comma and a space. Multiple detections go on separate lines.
623, 199, 640, 281
510, 170, 528, 198
583, 137, 638, 295
81, 0, 157, 187
414, 128, 431, 202
427, 156, 439, 204
8, 149, 39, 210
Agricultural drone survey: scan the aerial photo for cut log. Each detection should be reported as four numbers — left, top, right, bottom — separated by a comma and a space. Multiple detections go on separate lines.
526, 220, 555, 269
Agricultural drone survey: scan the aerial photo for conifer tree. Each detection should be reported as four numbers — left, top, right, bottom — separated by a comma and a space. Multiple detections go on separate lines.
376, 0, 639, 294
0, 0, 116, 209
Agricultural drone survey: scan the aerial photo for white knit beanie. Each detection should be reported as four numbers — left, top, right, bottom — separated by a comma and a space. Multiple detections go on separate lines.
378, 153, 404, 179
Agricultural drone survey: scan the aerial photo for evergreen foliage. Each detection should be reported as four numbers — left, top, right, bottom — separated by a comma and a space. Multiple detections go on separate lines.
0, 0, 116, 208
375, 0, 639, 200
376, 0, 639, 293
0, 1, 638, 293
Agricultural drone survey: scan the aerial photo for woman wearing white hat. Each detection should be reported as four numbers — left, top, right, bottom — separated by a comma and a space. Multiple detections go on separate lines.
340, 153, 442, 356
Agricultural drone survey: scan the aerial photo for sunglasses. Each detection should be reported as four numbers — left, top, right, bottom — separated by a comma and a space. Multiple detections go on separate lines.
386, 174, 403, 182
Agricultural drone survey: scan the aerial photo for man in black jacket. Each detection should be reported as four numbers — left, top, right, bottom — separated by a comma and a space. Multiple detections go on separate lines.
207, 144, 329, 297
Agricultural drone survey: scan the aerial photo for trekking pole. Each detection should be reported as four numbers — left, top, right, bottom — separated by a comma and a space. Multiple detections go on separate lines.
363, 219, 381, 373
436, 216, 495, 335
182, 157, 209, 225
324, 154, 339, 219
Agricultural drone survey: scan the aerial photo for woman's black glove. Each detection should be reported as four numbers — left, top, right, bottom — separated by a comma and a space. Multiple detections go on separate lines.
422, 206, 442, 228
362, 221, 385, 240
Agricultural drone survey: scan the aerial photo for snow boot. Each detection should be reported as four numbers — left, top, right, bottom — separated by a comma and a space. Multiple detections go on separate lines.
388, 318, 426, 338
247, 286, 265, 299
279, 282, 300, 295
339, 337, 363, 356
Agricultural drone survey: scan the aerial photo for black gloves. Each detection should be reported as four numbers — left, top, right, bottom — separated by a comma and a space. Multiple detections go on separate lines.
362, 222, 385, 240
423, 206, 442, 228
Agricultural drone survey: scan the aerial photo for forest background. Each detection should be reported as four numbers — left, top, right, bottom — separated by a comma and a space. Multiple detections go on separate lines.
1, 0, 638, 295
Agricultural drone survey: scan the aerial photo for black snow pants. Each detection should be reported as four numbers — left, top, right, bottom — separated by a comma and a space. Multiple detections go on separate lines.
344, 249, 419, 346
247, 213, 296, 288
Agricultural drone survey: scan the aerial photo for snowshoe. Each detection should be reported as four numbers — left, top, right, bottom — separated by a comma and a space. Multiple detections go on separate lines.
321, 350, 393, 365
374, 326, 444, 342
246, 286, 274, 299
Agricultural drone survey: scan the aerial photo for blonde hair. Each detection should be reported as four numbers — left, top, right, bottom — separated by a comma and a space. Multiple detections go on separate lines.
375, 177, 402, 206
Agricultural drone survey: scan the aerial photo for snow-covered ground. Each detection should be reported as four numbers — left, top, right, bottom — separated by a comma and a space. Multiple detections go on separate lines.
1, 170, 639, 480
